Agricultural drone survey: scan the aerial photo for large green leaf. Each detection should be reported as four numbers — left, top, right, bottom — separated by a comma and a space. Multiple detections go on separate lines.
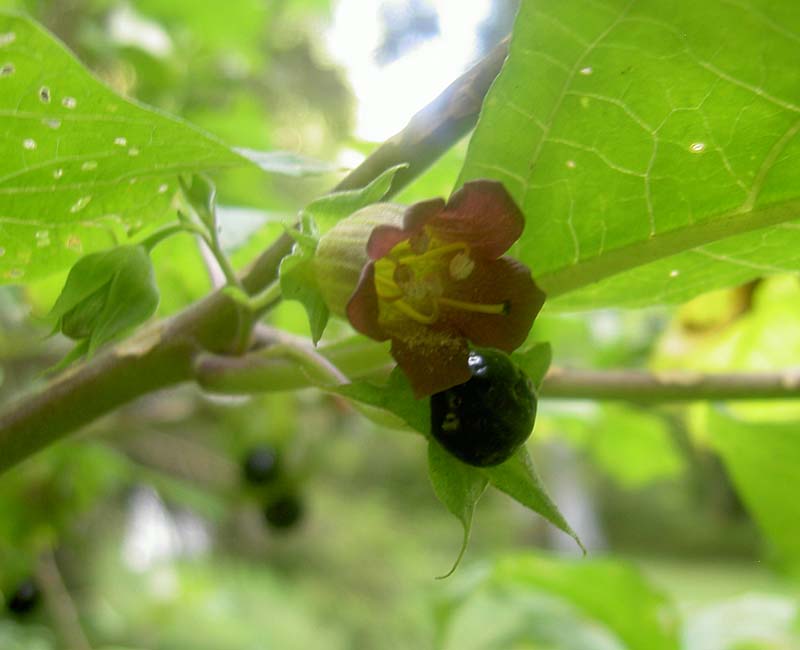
490, 554, 680, 650
460, 0, 800, 308
551, 404, 685, 488
0, 13, 246, 284
706, 407, 800, 570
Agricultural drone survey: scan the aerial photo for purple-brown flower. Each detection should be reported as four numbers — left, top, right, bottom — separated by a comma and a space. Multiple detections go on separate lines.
315, 180, 545, 397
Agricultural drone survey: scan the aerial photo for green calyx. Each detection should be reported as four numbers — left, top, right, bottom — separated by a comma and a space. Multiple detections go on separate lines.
314, 203, 406, 317
60, 283, 110, 340
48, 244, 160, 358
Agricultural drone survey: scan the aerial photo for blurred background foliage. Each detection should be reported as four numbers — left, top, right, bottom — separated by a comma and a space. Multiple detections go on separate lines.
0, 0, 799, 648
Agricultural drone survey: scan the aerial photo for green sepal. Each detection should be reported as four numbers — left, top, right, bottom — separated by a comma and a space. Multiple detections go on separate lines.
330, 342, 583, 569
304, 163, 408, 232
61, 285, 108, 339
48, 248, 124, 333
512, 342, 552, 390
481, 448, 585, 554
428, 439, 488, 578
279, 212, 329, 345
87, 245, 159, 355
333, 367, 429, 434
279, 164, 408, 340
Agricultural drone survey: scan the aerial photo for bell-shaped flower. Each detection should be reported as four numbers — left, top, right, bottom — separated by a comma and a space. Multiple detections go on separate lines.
315, 180, 544, 397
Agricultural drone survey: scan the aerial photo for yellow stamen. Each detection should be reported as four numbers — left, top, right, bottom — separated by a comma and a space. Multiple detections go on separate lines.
393, 299, 438, 324
375, 274, 403, 299
398, 241, 468, 265
438, 296, 509, 315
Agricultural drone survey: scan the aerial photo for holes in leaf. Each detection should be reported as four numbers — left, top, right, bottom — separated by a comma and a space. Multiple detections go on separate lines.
70, 196, 92, 213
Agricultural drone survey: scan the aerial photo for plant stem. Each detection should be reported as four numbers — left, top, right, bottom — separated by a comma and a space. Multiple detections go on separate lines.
241, 36, 511, 293
195, 334, 390, 394
140, 223, 187, 252
248, 282, 282, 316
207, 219, 241, 289
37, 549, 93, 650
540, 367, 800, 403
181, 218, 242, 289
0, 36, 509, 472
197, 335, 800, 404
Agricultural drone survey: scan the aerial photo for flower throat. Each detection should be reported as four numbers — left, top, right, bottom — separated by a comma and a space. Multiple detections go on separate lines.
372, 228, 510, 325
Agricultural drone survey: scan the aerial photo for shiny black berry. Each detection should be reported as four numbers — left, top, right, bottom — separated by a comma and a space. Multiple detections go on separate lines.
6, 578, 40, 616
242, 446, 280, 485
430, 348, 537, 467
263, 493, 303, 530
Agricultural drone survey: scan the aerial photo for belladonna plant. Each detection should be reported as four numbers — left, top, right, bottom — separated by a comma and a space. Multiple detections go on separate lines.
314, 180, 545, 397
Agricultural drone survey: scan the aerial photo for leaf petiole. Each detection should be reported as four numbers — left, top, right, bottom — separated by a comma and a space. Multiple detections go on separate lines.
248, 282, 283, 316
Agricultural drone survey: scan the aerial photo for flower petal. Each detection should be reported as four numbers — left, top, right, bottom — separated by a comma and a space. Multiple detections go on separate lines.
430, 180, 524, 259
403, 197, 445, 231
390, 324, 471, 398
346, 263, 389, 342
438, 257, 544, 352
366, 198, 444, 260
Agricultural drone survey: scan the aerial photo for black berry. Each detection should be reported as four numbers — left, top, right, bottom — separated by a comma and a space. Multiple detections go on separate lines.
242, 446, 280, 485
430, 348, 537, 467
263, 493, 303, 530
7, 578, 40, 616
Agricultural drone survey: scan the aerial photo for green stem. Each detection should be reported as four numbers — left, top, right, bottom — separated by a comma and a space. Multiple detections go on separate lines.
194, 335, 391, 394
248, 282, 282, 316
37, 550, 93, 650
207, 219, 241, 289
540, 367, 800, 403
140, 223, 189, 252
140, 218, 240, 292
178, 210, 242, 289
0, 38, 508, 473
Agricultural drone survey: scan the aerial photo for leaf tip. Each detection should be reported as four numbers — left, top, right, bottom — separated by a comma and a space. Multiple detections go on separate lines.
435, 523, 471, 580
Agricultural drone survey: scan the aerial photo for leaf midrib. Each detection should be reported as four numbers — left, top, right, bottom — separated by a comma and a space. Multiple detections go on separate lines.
540, 197, 800, 298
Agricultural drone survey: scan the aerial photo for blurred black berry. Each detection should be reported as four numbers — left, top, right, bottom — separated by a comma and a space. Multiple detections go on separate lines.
263, 493, 303, 530
7, 578, 40, 616
242, 446, 280, 485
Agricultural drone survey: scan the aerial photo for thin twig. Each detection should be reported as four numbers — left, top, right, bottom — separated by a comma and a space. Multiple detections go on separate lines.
541, 367, 800, 403
0, 35, 510, 473
117, 427, 238, 489
196, 338, 800, 404
241, 36, 510, 293
37, 549, 93, 650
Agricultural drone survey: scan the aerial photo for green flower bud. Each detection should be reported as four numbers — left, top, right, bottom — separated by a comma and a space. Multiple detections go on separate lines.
60, 282, 110, 340
49, 244, 159, 355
